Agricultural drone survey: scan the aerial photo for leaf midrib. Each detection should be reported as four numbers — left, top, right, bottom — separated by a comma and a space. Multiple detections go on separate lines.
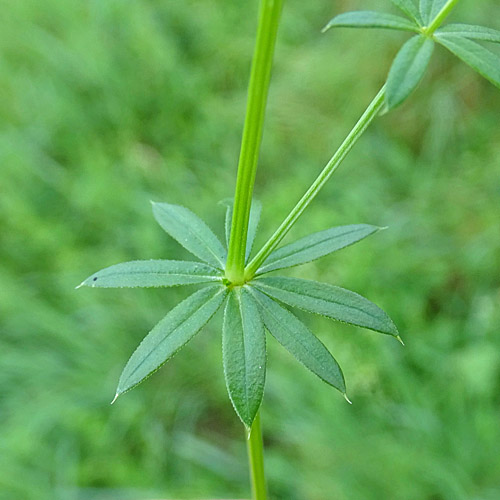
123, 288, 223, 386
256, 280, 381, 322
264, 226, 370, 265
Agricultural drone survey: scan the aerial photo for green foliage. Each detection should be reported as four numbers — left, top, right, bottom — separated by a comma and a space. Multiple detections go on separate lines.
420, 0, 448, 25
437, 23, 500, 42
386, 35, 435, 109
323, 11, 419, 33
253, 277, 399, 338
116, 286, 227, 397
82, 204, 394, 425
222, 198, 263, 262
435, 35, 500, 88
79, 260, 221, 288
250, 288, 346, 395
223, 288, 266, 427
389, 0, 423, 24
3, 0, 500, 498
152, 202, 227, 269
257, 224, 381, 274
325, 0, 500, 109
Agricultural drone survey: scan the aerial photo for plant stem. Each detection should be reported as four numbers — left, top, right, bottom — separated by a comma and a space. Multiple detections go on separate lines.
425, 0, 460, 35
226, 0, 284, 285
246, 410, 267, 500
245, 85, 387, 278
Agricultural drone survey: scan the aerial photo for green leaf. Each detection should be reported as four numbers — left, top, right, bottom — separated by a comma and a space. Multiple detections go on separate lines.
220, 198, 233, 249
420, 0, 447, 25
223, 287, 266, 427
253, 277, 399, 337
152, 202, 227, 269
116, 286, 227, 398
250, 288, 346, 394
436, 34, 500, 89
389, 0, 422, 24
245, 200, 262, 262
386, 35, 435, 109
437, 24, 500, 44
79, 260, 221, 288
323, 11, 419, 33
257, 224, 381, 275
221, 199, 262, 262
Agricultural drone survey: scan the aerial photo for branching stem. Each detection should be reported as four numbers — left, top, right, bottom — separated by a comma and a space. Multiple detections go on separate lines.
226, 0, 283, 285
245, 85, 387, 278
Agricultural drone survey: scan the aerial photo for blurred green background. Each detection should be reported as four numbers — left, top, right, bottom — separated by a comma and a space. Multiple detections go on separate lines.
1, 0, 500, 499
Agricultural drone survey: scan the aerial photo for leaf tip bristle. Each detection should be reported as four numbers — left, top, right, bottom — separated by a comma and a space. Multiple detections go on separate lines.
75, 281, 85, 290
111, 392, 120, 405
396, 335, 405, 346
321, 23, 331, 34
344, 393, 353, 405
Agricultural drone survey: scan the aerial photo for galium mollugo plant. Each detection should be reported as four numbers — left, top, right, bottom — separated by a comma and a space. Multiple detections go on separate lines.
78, 0, 500, 498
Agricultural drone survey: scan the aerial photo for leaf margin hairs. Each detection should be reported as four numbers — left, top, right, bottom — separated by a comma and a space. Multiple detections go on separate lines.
436, 24, 500, 44
323, 11, 420, 33
253, 276, 399, 338
386, 34, 435, 109
152, 201, 227, 269
249, 287, 346, 395
435, 33, 500, 89
78, 260, 221, 289
257, 224, 382, 275
389, 0, 422, 25
115, 285, 227, 399
222, 286, 266, 428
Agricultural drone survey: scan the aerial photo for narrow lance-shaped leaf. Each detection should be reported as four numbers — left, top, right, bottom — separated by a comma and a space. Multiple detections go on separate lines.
245, 200, 262, 262
437, 24, 500, 44
386, 35, 435, 109
436, 35, 500, 89
389, 0, 422, 25
323, 11, 419, 33
223, 287, 266, 427
257, 224, 381, 275
253, 277, 399, 338
250, 287, 346, 395
221, 198, 233, 249
420, 0, 447, 25
221, 199, 262, 263
78, 260, 221, 289
115, 286, 227, 398
152, 202, 227, 269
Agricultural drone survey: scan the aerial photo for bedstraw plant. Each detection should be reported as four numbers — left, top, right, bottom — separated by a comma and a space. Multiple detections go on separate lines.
79, 0, 500, 498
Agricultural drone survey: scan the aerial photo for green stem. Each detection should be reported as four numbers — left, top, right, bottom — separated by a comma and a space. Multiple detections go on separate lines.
247, 411, 267, 500
245, 85, 387, 278
425, 0, 460, 35
226, 0, 284, 284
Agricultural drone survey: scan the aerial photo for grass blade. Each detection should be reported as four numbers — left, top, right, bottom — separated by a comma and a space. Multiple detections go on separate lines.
250, 288, 346, 395
254, 277, 399, 337
436, 34, 500, 89
323, 11, 419, 33
152, 202, 227, 269
386, 35, 435, 109
437, 24, 500, 44
257, 224, 381, 275
116, 286, 227, 397
79, 260, 221, 288
223, 287, 266, 427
